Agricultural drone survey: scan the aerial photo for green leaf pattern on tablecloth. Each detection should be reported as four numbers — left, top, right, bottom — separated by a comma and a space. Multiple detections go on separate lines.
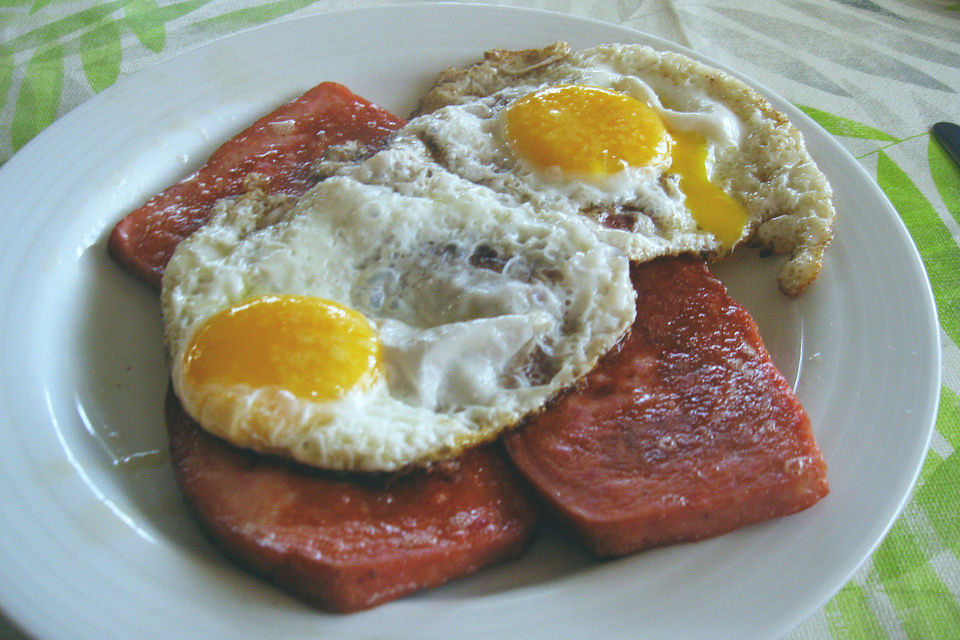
929, 135, 960, 227
78, 17, 121, 91
6, 2, 123, 53
827, 388, 960, 638
196, 0, 329, 29
123, 0, 166, 52
824, 583, 885, 639
876, 515, 960, 638
917, 388, 960, 553
11, 41, 62, 149
793, 104, 960, 640
4, 0, 125, 151
0, 44, 13, 108
123, 0, 217, 31
871, 516, 960, 639
794, 107, 960, 350
797, 106, 898, 141
30, 0, 60, 11
876, 149, 960, 347
0, 0, 326, 153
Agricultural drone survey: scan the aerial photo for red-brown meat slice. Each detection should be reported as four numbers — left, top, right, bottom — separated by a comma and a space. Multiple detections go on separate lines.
504, 256, 828, 557
107, 81, 404, 288
167, 390, 537, 612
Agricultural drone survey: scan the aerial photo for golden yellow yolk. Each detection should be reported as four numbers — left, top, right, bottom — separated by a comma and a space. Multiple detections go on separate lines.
505, 85, 671, 176
667, 128, 748, 247
182, 295, 380, 402
505, 84, 747, 248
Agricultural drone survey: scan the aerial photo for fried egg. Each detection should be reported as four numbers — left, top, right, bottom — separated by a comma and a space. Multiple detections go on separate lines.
323, 42, 834, 296
161, 172, 635, 472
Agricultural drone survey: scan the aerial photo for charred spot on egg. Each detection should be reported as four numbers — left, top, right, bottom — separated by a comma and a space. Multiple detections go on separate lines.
411, 42, 836, 296
161, 176, 636, 472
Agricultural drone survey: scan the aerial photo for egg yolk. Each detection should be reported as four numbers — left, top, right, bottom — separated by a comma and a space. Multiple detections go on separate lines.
667, 129, 748, 247
505, 84, 671, 175
505, 84, 747, 248
182, 295, 380, 402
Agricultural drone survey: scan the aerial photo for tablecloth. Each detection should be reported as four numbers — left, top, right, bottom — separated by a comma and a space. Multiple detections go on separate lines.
1, 1, 957, 638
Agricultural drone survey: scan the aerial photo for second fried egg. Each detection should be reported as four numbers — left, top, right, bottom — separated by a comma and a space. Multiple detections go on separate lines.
374, 43, 836, 296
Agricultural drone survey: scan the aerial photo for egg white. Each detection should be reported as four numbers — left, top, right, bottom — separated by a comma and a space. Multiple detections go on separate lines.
403, 42, 836, 295
161, 171, 635, 472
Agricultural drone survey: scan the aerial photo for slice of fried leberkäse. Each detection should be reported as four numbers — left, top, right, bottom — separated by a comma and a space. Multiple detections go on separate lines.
108, 81, 405, 288
167, 391, 537, 612
505, 255, 828, 557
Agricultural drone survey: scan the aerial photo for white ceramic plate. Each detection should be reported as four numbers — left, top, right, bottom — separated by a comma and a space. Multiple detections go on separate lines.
0, 4, 940, 639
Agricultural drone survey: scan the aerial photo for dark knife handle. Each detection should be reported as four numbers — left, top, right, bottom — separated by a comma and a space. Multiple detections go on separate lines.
932, 122, 960, 169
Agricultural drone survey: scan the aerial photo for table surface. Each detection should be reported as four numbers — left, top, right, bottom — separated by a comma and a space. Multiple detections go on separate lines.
1, 1, 958, 638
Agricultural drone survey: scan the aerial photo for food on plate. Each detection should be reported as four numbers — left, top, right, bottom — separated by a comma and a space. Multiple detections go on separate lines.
406, 42, 835, 296
108, 82, 404, 288
161, 171, 635, 472
113, 83, 539, 610
107, 41, 833, 613
166, 389, 537, 613
504, 256, 828, 556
